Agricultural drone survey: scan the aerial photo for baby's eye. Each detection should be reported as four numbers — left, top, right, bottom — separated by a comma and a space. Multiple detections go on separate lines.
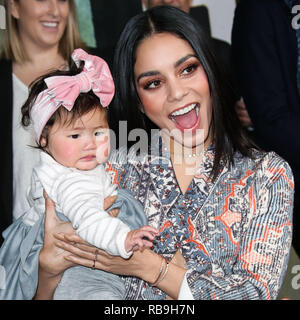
95, 131, 105, 137
69, 134, 80, 139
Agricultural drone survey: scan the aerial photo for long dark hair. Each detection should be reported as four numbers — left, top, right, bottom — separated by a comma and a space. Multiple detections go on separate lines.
110, 5, 257, 180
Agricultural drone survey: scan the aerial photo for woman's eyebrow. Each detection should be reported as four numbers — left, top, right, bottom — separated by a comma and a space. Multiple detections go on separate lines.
136, 54, 197, 83
174, 54, 197, 68
136, 70, 160, 83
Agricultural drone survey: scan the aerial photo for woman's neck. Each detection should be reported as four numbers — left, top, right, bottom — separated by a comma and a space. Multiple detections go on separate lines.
162, 133, 212, 163
161, 134, 212, 194
13, 45, 67, 87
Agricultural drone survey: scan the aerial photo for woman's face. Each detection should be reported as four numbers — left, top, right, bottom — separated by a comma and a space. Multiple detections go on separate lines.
134, 32, 212, 148
11, 0, 69, 51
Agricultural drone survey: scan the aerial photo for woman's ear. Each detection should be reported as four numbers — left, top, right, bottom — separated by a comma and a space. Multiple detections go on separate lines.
10, 0, 20, 19
138, 99, 145, 114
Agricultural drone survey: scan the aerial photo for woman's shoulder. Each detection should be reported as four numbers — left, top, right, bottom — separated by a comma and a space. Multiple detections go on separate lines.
250, 148, 292, 171
234, 148, 294, 187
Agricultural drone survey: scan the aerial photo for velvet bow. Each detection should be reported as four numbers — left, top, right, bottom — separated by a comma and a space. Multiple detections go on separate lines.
30, 49, 115, 140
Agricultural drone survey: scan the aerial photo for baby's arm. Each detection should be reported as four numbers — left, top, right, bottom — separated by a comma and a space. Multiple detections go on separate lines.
54, 171, 133, 257
125, 226, 159, 253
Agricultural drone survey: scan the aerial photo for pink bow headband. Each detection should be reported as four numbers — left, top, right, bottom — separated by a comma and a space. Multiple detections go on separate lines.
30, 48, 115, 141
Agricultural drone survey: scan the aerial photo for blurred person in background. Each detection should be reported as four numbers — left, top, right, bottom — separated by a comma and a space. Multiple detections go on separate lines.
232, 0, 300, 300
0, 0, 86, 245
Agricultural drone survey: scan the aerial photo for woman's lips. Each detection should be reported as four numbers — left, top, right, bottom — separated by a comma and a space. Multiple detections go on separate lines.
40, 21, 59, 31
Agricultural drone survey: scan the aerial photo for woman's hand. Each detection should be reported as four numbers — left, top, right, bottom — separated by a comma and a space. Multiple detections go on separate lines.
34, 192, 118, 299
54, 235, 187, 300
40, 193, 118, 275
54, 234, 161, 283
38, 193, 77, 277
34, 192, 77, 299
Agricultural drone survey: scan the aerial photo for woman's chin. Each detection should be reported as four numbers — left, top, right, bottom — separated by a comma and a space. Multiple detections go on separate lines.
161, 127, 205, 148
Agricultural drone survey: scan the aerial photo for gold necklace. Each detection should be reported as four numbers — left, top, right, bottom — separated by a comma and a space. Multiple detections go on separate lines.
168, 146, 206, 158
170, 150, 205, 158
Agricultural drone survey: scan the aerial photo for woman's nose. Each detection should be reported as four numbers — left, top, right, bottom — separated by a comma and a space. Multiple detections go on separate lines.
47, 0, 59, 16
167, 78, 188, 102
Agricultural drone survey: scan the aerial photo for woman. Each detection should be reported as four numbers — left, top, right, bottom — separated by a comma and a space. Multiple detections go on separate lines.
0, 0, 86, 244
7, 6, 294, 300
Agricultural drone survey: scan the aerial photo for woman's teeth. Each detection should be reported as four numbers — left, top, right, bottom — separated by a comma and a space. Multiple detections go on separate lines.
170, 103, 199, 119
41, 22, 58, 28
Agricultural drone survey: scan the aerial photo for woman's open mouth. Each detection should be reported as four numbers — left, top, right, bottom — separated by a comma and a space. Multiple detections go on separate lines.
168, 103, 200, 132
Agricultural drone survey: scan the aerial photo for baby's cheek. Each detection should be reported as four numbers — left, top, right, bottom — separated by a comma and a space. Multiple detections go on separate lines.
96, 135, 110, 164
53, 143, 78, 167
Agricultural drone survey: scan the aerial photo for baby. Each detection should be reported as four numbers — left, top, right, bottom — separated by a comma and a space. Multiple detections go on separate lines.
21, 49, 158, 299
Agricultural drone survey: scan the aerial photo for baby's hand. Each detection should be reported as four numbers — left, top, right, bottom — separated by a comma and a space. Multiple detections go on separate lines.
125, 226, 159, 253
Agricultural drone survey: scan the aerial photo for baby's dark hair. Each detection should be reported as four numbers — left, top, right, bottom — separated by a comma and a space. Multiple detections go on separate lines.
21, 62, 106, 149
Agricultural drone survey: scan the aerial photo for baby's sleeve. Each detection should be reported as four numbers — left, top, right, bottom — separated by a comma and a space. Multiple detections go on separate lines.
55, 171, 132, 258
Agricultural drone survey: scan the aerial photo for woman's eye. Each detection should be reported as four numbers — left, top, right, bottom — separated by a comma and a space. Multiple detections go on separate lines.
95, 131, 104, 136
182, 63, 198, 75
144, 79, 161, 89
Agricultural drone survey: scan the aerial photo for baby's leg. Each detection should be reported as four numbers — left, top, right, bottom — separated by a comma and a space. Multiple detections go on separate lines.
53, 266, 125, 300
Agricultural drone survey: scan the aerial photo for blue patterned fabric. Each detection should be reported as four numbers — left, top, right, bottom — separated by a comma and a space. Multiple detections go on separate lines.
107, 134, 294, 300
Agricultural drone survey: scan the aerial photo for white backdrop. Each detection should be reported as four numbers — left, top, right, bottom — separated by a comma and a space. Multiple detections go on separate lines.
192, 0, 236, 43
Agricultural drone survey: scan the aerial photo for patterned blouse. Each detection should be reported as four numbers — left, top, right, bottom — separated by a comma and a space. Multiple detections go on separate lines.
107, 136, 294, 300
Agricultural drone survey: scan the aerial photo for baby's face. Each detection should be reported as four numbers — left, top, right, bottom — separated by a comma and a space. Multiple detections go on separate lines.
43, 108, 110, 170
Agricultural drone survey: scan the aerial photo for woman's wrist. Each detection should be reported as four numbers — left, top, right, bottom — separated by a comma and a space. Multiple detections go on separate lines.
156, 262, 187, 299
148, 256, 166, 286
149, 257, 169, 287
140, 250, 187, 299
144, 256, 187, 299
134, 249, 162, 284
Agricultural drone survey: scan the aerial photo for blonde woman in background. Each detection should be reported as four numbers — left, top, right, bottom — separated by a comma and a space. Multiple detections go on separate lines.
0, 0, 86, 245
